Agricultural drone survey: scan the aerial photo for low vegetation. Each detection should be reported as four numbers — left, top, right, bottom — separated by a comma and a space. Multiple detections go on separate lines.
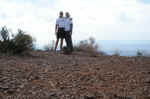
136, 50, 150, 57
136, 50, 143, 56
43, 40, 55, 51
0, 26, 35, 55
113, 49, 121, 56
74, 37, 105, 56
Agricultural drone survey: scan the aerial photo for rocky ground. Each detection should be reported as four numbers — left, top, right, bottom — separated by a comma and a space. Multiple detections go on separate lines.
0, 51, 150, 99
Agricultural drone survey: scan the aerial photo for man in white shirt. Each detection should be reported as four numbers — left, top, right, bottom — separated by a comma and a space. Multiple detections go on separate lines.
54, 11, 65, 51
64, 12, 73, 53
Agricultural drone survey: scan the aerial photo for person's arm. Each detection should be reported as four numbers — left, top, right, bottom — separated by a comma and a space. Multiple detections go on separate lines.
55, 24, 58, 35
70, 23, 73, 35
55, 19, 58, 35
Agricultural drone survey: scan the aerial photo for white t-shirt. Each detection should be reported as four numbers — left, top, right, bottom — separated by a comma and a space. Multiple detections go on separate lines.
56, 17, 65, 28
64, 18, 72, 31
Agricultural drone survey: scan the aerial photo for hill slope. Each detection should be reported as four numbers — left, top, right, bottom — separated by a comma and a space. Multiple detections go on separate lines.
0, 51, 150, 99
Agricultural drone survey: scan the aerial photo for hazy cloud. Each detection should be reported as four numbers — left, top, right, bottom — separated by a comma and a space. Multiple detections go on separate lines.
0, 0, 150, 46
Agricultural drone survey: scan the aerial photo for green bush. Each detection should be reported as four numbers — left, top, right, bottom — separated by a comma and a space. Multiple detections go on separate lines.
74, 37, 105, 56
136, 50, 143, 57
0, 26, 34, 55
74, 37, 98, 52
0, 26, 9, 41
113, 49, 121, 56
0, 26, 13, 53
12, 29, 34, 54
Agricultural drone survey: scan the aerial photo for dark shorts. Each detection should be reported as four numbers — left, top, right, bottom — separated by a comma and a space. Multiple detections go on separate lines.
57, 28, 65, 39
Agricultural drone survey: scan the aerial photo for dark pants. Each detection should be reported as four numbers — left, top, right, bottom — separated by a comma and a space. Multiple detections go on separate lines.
57, 28, 65, 39
64, 31, 73, 53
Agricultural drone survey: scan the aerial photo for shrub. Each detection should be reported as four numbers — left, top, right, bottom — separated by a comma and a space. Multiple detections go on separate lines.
74, 37, 98, 51
136, 50, 143, 57
74, 37, 104, 56
12, 29, 34, 54
0, 26, 13, 53
0, 26, 10, 41
0, 26, 34, 55
113, 49, 121, 56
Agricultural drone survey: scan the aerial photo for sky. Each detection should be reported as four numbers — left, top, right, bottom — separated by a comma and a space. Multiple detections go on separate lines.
0, 0, 150, 46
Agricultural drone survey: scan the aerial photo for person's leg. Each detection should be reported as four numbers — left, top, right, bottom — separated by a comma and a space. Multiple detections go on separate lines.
69, 34, 73, 51
55, 38, 59, 51
60, 38, 64, 51
67, 34, 72, 51
64, 32, 72, 53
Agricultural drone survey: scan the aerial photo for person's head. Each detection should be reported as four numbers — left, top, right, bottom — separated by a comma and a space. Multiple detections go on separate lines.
65, 12, 70, 18
59, 11, 63, 18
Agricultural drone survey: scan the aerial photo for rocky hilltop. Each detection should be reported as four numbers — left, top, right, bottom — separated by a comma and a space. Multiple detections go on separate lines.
0, 51, 150, 99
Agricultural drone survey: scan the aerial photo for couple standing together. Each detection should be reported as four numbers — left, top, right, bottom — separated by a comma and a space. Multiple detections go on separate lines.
55, 11, 73, 54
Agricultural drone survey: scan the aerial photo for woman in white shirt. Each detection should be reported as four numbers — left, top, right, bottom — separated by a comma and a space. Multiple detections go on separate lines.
55, 11, 65, 51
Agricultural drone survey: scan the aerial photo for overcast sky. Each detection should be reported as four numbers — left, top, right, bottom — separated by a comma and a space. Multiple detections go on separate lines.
0, 0, 150, 46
